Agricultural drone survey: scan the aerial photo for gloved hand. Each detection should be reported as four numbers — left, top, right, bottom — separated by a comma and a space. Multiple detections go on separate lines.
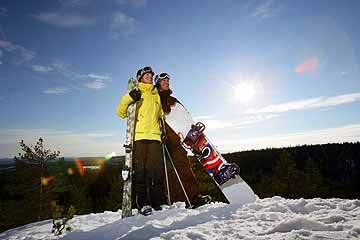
129, 89, 141, 102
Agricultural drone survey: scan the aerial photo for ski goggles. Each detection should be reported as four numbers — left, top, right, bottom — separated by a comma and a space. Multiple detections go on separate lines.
137, 66, 154, 80
158, 72, 170, 80
155, 72, 170, 84
141, 66, 153, 75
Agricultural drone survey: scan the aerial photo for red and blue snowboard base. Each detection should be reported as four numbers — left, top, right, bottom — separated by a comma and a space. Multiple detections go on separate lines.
182, 122, 240, 186
165, 102, 257, 205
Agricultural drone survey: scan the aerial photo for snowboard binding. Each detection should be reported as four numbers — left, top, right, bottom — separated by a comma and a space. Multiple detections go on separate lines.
183, 122, 205, 148
213, 163, 240, 185
122, 165, 131, 181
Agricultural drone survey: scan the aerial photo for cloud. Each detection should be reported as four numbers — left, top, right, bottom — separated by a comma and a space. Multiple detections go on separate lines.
32, 64, 54, 73
112, 12, 135, 25
46, 61, 111, 92
194, 114, 279, 130
0, 49, 2, 64
0, 39, 36, 65
115, 0, 147, 7
43, 87, 69, 95
216, 123, 360, 153
51, 62, 84, 80
110, 12, 137, 38
295, 57, 320, 73
251, 0, 281, 19
0, 7, 7, 16
194, 115, 213, 121
87, 74, 111, 80
0, 128, 122, 158
84, 79, 107, 90
84, 74, 111, 90
60, 0, 92, 7
31, 12, 96, 28
50, 62, 90, 88
245, 92, 360, 114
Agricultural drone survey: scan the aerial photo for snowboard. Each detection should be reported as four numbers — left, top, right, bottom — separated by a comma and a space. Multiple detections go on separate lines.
165, 102, 257, 205
121, 77, 138, 218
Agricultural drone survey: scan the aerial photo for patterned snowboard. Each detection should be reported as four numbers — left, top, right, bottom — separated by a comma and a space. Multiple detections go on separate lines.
165, 102, 257, 205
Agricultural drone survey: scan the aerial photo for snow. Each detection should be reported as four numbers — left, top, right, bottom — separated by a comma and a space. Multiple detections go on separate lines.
1, 197, 360, 240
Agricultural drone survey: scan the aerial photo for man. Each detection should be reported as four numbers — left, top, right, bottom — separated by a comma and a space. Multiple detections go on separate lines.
155, 72, 211, 208
116, 66, 166, 215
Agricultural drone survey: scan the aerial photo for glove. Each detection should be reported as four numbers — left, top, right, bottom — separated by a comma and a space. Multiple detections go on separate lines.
129, 89, 141, 102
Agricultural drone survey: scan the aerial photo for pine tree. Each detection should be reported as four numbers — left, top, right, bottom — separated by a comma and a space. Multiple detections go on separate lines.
13, 138, 62, 222
270, 150, 300, 198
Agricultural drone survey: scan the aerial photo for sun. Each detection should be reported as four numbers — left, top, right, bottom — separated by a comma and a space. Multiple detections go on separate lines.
233, 82, 256, 102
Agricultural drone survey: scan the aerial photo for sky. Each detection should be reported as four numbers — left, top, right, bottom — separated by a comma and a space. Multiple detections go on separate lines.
0, 0, 360, 158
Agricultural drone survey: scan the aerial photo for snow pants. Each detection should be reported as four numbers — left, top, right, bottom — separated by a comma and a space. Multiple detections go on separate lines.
132, 140, 166, 210
164, 123, 201, 207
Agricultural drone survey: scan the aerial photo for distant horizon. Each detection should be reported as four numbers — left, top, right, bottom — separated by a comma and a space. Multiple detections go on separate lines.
1, 140, 359, 160
1, 1, 360, 158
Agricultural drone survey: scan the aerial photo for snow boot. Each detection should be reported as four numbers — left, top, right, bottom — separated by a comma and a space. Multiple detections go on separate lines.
191, 195, 212, 209
139, 205, 152, 216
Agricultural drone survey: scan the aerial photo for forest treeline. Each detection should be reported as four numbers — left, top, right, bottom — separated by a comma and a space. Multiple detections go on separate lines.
0, 141, 359, 233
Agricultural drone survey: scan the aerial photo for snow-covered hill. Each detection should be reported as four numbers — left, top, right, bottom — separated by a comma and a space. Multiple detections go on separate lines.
1, 197, 360, 240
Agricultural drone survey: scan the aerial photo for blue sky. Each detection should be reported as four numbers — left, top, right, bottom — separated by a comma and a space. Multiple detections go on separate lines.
0, 0, 360, 158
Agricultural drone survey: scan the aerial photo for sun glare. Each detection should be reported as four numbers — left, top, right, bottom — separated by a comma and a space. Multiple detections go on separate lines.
233, 82, 256, 102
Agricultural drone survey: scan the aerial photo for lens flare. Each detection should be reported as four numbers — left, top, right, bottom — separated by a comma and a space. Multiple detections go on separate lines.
67, 167, 74, 175
295, 57, 319, 73
41, 176, 54, 186
104, 152, 116, 161
97, 158, 105, 169
75, 158, 85, 176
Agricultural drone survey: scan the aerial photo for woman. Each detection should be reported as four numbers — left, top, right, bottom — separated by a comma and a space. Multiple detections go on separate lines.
155, 72, 211, 208
117, 66, 166, 215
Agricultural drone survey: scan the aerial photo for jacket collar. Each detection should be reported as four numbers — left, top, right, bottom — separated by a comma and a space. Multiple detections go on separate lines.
138, 82, 157, 93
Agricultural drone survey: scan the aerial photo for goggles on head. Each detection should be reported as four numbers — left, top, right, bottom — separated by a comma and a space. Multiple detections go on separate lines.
137, 66, 154, 81
155, 72, 170, 85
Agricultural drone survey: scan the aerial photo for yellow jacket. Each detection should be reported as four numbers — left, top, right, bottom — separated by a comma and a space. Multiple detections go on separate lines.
116, 82, 164, 142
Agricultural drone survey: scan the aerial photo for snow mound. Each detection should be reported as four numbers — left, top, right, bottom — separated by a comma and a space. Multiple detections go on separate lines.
266, 217, 344, 234
1, 197, 359, 240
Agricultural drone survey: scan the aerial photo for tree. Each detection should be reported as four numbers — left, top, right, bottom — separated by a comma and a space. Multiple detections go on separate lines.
270, 150, 301, 198
14, 138, 63, 221
52, 205, 76, 236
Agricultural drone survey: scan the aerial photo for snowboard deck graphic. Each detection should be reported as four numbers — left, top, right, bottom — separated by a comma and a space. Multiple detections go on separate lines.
121, 78, 138, 218
165, 102, 257, 205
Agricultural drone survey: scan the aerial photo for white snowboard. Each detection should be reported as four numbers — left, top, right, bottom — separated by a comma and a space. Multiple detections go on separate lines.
165, 102, 257, 205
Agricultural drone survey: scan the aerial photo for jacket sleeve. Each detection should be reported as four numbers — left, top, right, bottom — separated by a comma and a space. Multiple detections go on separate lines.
116, 93, 133, 118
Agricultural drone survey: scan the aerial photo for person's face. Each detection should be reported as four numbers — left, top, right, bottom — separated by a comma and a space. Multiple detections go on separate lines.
158, 78, 170, 91
141, 72, 153, 84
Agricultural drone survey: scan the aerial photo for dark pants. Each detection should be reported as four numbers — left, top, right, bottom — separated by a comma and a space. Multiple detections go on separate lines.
164, 123, 201, 207
133, 140, 166, 210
